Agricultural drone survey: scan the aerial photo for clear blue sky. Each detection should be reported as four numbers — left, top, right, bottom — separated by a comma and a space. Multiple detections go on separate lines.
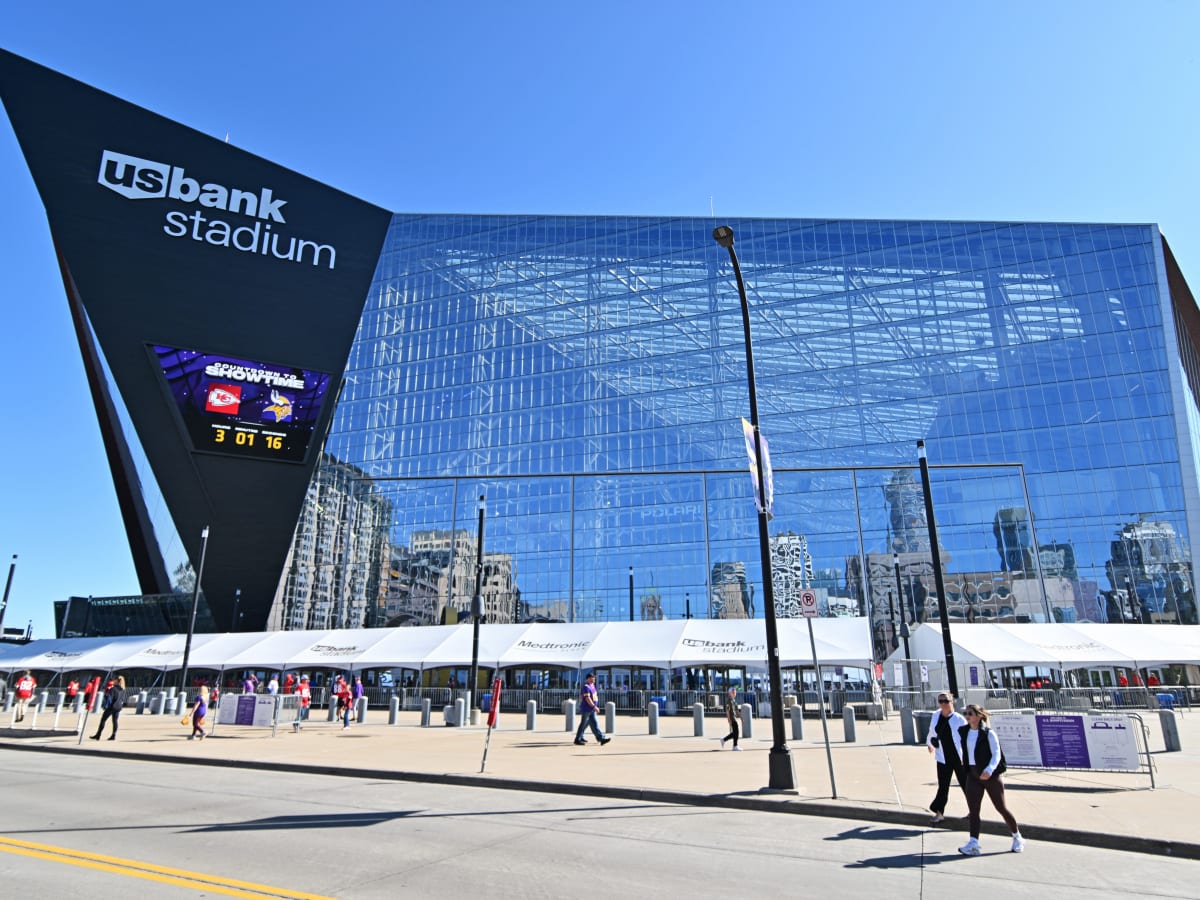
2, 3, 1198, 639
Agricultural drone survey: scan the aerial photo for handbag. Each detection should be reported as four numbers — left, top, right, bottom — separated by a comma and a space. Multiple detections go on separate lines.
180, 715, 191, 726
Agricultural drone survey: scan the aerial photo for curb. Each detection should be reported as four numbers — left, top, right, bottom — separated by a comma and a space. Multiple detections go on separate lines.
3, 740, 1198, 860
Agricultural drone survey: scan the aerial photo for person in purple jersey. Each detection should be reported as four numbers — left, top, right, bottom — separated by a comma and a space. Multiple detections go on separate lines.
189, 685, 210, 741
573, 673, 610, 746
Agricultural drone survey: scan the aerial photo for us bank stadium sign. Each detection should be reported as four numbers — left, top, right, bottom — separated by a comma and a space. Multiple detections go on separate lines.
680, 639, 766, 655
98, 150, 339, 269
306, 644, 361, 657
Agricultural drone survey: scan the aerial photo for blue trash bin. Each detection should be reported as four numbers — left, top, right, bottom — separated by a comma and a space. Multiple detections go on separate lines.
650, 695, 667, 713
481, 693, 492, 713
1157, 692, 1175, 710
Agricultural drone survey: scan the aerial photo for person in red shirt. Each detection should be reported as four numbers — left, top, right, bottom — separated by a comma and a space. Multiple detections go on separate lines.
283, 673, 295, 695
14, 671, 36, 722
295, 675, 312, 730
337, 680, 353, 730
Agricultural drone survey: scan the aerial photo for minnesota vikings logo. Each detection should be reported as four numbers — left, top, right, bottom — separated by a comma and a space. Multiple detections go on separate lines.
263, 389, 293, 422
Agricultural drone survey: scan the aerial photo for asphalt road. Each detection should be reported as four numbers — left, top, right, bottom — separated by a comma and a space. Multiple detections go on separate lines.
1, 751, 1196, 899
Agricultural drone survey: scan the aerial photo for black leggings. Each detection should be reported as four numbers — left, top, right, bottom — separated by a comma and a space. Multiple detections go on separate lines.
93, 707, 121, 737
930, 760, 965, 814
963, 770, 1018, 837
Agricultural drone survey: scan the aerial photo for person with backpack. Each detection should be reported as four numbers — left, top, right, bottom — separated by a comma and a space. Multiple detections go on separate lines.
957, 704, 1025, 855
90, 676, 127, 741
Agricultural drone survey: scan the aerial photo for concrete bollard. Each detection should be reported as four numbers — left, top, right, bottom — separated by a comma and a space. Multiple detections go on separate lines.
784, 694, 797, 709
136, 692, 148, 715
648, 701, 659, 735
469, 708, 480, 726
327, 694, 338, 722
1160, 709, 1182, 751
2, 694, 10, 712
605, 701, 616, 735
526, 699, 537, 731
356, 696, 367, 724
790, 704, 804, 741
900, 708, 916, 744
563, 699, 576, 732
37, 691, 50, 712
54, 691, 65, 712
389, 695, 400, 725
454, 697, 466, 727
420, 697, 432, 727
843, 704, 857, 742
693, 702, 705, 736
740, 703, 753, 740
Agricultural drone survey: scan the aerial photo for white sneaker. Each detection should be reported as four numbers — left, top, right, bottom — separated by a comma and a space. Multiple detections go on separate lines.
732, 746, 743, 751
1011, 835, 1025, 853
958, 839, 981, 856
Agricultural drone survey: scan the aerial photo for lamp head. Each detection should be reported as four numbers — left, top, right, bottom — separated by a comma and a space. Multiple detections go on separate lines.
712, 225, 735, 248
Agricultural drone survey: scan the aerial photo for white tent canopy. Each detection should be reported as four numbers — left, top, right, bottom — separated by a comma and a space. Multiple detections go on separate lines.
0, 618, 875, 675
885, 622, 1200, 676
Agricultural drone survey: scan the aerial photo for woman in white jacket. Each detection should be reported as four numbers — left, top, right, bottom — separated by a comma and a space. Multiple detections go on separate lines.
926, 693, 967, 824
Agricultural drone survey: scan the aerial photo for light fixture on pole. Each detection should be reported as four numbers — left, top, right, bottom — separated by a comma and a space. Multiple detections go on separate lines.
713, 224, 796, 792
916, 441, 957, 696
232, 588, 241, 632
629, 567, 634, 622
178, 526, 211, 697
0, 554, 16, 634
468, 495, 486, 713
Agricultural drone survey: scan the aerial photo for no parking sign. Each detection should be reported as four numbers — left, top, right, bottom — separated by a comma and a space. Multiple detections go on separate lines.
799, 589, 818, 618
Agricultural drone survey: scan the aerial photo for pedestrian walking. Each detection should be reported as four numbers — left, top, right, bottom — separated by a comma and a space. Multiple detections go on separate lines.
14, 670, 36, 722
337, 680, 354, 729
957, 704, 1025, 855
573, 673, 610, 746
188, 685, 209, 740
927, 692, 967, 824
720, 686, 742, 750
90, 676, 127, 741
295, 675, 312, 728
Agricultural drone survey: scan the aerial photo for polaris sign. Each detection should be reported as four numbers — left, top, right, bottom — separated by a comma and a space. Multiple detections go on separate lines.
98, 150, 337, 269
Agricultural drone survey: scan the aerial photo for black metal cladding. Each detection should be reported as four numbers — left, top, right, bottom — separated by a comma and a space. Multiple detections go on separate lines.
0, 50, 393, 630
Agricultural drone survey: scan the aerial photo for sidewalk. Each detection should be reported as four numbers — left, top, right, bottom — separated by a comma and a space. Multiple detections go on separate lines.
2, 705, 1197, 859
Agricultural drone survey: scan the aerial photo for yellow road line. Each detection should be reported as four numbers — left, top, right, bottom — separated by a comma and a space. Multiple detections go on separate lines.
0, 836, 334, 900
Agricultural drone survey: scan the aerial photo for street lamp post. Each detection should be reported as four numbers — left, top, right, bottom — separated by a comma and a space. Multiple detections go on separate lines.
178, 526, 211, 697
232, 588, 241, 632
469, 495, 486, 713
629, 567, 634, 622
0, 554, 16, 634
713, 225, 796, 791
916, 441, 958, 696
685, 592, 691, 619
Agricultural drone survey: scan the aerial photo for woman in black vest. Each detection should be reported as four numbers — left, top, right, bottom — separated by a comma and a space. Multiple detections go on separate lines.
957, 704, 1024, 855
925, 693, 967, 824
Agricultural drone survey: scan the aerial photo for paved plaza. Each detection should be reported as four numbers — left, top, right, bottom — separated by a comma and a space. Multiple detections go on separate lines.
2, 703, 1197, 859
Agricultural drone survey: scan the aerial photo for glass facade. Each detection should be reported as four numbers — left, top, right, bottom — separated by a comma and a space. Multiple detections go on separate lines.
278, 216, 1200, 655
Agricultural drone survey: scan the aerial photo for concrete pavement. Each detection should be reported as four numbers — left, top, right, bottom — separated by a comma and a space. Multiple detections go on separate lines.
2, 703, 1197, 859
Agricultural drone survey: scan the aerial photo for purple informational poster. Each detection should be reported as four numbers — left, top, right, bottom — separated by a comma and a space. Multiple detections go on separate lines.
234, 695, 257, 726
1036, 716, 1092, 768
